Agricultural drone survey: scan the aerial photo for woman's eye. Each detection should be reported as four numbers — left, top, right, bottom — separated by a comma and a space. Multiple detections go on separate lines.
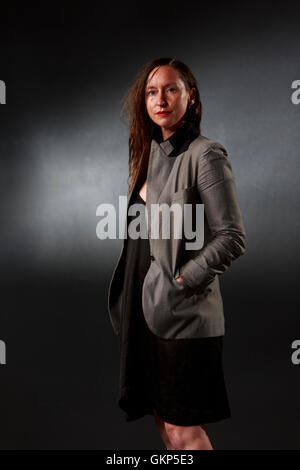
147, 88, 177, 96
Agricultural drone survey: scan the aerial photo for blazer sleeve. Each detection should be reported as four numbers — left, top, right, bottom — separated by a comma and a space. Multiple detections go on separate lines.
179, 142, 246, 290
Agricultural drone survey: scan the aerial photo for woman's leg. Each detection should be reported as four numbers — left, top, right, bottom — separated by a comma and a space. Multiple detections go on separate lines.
153, 408, 213, 450
153, 407, 174, 450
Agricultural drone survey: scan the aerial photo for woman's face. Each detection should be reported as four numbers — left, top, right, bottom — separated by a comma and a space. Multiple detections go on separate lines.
145, 65, 195, 139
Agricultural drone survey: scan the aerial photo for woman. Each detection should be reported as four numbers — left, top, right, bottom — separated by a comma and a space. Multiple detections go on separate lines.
107, 58, 246, 450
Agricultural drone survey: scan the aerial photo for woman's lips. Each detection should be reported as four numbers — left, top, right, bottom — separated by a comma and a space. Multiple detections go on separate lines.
157, 111, 170, 115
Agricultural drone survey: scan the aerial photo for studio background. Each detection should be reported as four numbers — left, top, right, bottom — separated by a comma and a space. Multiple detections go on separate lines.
0, 1, 299, 450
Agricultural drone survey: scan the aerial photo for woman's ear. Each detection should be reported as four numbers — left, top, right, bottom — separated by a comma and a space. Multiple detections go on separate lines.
189, 86, 196, 105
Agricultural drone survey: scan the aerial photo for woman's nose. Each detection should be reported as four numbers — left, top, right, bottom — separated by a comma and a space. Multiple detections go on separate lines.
158, 97, 167, 107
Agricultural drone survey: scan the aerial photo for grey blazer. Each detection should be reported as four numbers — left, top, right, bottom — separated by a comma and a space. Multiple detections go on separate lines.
107, 131, 246, 339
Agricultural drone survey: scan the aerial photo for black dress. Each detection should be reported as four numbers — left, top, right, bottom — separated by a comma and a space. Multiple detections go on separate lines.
117, 188, 231, 426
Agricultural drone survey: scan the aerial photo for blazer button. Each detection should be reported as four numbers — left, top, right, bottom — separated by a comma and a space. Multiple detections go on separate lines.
150, 255, 155, 261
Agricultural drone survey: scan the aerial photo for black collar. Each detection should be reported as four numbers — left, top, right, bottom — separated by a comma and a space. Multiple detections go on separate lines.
153, 120, 200, 157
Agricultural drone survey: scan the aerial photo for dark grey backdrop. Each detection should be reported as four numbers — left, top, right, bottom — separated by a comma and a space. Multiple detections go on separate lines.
0, 1, 299, 450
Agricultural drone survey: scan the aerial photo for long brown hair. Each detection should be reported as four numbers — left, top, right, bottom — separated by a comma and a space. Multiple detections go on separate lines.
120, 58, 203, 195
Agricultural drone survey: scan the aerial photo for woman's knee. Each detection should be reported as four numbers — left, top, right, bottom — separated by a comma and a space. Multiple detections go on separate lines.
152, 408, 173, 447
164, 422, 208, 449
